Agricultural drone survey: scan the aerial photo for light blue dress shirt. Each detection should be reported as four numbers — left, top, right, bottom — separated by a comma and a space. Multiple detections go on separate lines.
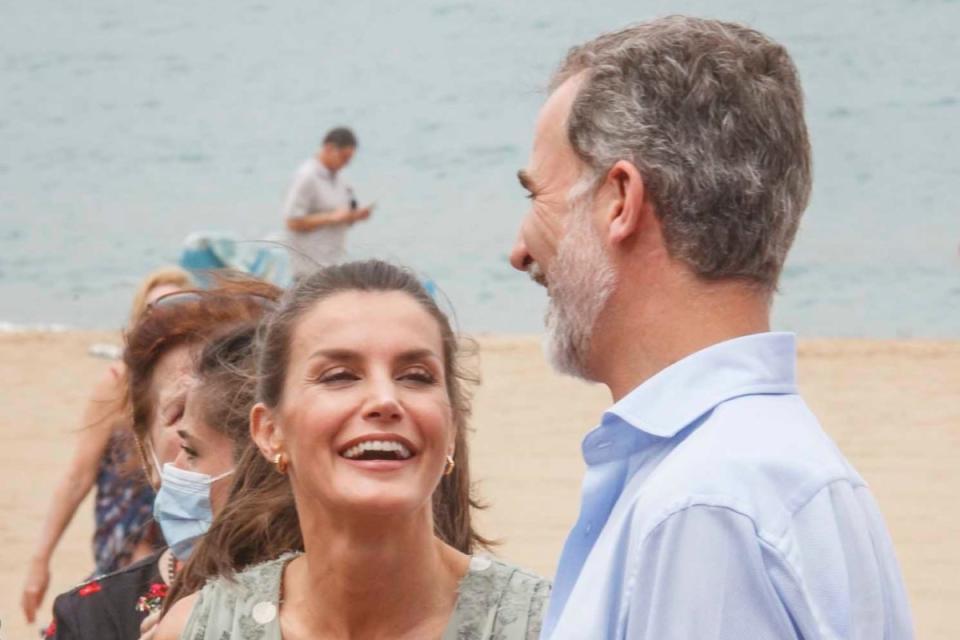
543, 332, 913, 639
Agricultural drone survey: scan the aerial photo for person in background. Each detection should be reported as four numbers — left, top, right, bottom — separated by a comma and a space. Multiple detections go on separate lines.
136, 324, 264, 640
155, 260, 550, 640
21, 266, 193, 625
45, 277, 280, 640
509, 16, 913, 639
283, 127, 373, 277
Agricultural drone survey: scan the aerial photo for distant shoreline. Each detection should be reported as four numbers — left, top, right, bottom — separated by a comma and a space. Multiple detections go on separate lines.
3, 325, 959, 344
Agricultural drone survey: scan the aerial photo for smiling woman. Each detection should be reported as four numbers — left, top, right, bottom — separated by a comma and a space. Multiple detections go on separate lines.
156, 260, 550, 640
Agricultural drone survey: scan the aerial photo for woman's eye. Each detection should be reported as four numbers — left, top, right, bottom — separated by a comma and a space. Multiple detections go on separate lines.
179, 444, 198, 460
317, 369, 359, 384
400, 369, 436, 385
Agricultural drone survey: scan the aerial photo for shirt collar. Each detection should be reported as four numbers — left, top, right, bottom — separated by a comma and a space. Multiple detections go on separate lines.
312, 157, 335, 180
601, 331, 798, 441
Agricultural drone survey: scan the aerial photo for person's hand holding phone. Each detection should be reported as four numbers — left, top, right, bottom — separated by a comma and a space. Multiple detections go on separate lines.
351, 203, 375, 223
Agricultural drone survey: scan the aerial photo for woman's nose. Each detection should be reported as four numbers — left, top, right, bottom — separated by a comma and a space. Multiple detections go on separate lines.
362, 382, 403, 423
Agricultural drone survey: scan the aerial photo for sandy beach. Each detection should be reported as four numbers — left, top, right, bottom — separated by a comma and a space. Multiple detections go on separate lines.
1, 331, 957, 639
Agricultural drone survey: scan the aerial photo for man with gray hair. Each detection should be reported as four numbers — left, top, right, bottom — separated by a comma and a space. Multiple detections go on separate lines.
511, 16, 912, 639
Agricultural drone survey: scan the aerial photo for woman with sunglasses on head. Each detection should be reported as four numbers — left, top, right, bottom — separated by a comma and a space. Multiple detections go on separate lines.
22, 267, 193, 627
45, 277, 280, 640
157, 260, 550, 640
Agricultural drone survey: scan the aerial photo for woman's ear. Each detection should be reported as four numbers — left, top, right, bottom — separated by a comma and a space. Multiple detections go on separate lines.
250, 402, 284, 459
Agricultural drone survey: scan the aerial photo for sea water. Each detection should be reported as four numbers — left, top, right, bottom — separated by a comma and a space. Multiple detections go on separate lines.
1, 0, 957, 336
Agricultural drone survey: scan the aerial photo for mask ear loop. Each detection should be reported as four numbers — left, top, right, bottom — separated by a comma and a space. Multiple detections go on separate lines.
209, 468, 235, 483
149, 446, 163, 478
159, 464, 236, 487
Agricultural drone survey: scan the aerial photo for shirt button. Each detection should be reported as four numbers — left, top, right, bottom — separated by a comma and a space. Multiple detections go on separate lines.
469, 555, 493, 572
252, 601, 277, 624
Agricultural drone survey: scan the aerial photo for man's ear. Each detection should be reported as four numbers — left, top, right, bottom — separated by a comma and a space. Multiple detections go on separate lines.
603, 160, 648, 245
250, 402, 284, 459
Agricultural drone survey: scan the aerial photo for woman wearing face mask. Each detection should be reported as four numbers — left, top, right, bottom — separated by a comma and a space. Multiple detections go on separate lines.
22, 267, 192, 626
151, 327, 258, 558
139, 324, 263, 639
45, 278, 279, 640
157, 260, 551, 640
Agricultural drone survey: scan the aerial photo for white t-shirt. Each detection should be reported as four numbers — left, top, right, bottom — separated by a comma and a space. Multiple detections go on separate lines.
282, 157, 353, 276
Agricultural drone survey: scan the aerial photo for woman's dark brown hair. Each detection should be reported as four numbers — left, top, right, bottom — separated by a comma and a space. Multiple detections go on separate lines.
163, 322, 270, 609
123, 274, 281, 480
164, 260, 489, 611
190, 325, 259, 462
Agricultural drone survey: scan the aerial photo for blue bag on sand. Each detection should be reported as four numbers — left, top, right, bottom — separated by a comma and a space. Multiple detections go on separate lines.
179, 232, 291, 288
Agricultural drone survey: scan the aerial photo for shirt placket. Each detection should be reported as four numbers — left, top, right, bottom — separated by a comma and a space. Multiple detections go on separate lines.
544, 425, 632, 636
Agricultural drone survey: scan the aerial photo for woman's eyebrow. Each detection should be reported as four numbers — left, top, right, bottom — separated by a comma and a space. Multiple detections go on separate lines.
395, 349, 441, 365
306, 348, 439, 365
307, 348, 361, 363
176, 428, 194, 441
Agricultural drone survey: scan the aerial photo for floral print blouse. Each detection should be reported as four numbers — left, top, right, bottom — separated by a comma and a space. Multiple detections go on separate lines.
183, 552, 551, 639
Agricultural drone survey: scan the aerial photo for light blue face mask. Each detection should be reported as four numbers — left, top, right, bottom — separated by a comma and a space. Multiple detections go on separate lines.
153, 462, 234, 560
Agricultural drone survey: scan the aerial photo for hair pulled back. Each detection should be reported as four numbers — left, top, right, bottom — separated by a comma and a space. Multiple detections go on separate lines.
259, 260, 486, 550
165, 260, 488, 611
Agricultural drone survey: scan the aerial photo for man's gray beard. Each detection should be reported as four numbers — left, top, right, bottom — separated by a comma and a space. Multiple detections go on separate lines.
543, 196, 616, 381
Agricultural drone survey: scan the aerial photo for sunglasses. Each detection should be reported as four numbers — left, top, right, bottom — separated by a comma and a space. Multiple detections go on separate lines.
146, 290, 278, 313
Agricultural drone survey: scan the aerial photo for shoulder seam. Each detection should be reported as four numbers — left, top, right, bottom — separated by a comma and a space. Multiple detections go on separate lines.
783, 475, 868, 518
618, 502, 792, 634
489, 558, 544, 581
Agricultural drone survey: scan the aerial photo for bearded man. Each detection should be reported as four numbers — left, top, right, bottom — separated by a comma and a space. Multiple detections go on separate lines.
511, 16, 913, 639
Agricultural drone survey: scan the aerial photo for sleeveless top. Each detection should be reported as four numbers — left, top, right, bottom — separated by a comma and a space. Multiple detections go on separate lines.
183, 553, 551, 639
93, 427, 162, 575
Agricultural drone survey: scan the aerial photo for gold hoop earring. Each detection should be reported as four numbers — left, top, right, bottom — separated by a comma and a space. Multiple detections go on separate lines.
443, 454, 455, 476
273, 452, 288, 475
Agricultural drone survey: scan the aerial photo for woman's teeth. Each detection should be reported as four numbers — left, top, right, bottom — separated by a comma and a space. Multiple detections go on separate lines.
342, 440, 413, 460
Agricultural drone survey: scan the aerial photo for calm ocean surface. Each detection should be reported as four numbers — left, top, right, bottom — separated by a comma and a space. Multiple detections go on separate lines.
1, 0, 957, 336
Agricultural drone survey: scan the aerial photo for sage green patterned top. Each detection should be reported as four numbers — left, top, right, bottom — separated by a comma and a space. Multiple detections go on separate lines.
182, 553, 551, 639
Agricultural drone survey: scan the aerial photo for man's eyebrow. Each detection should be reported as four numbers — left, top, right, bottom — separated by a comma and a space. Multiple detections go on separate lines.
517, 169, 538, 193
